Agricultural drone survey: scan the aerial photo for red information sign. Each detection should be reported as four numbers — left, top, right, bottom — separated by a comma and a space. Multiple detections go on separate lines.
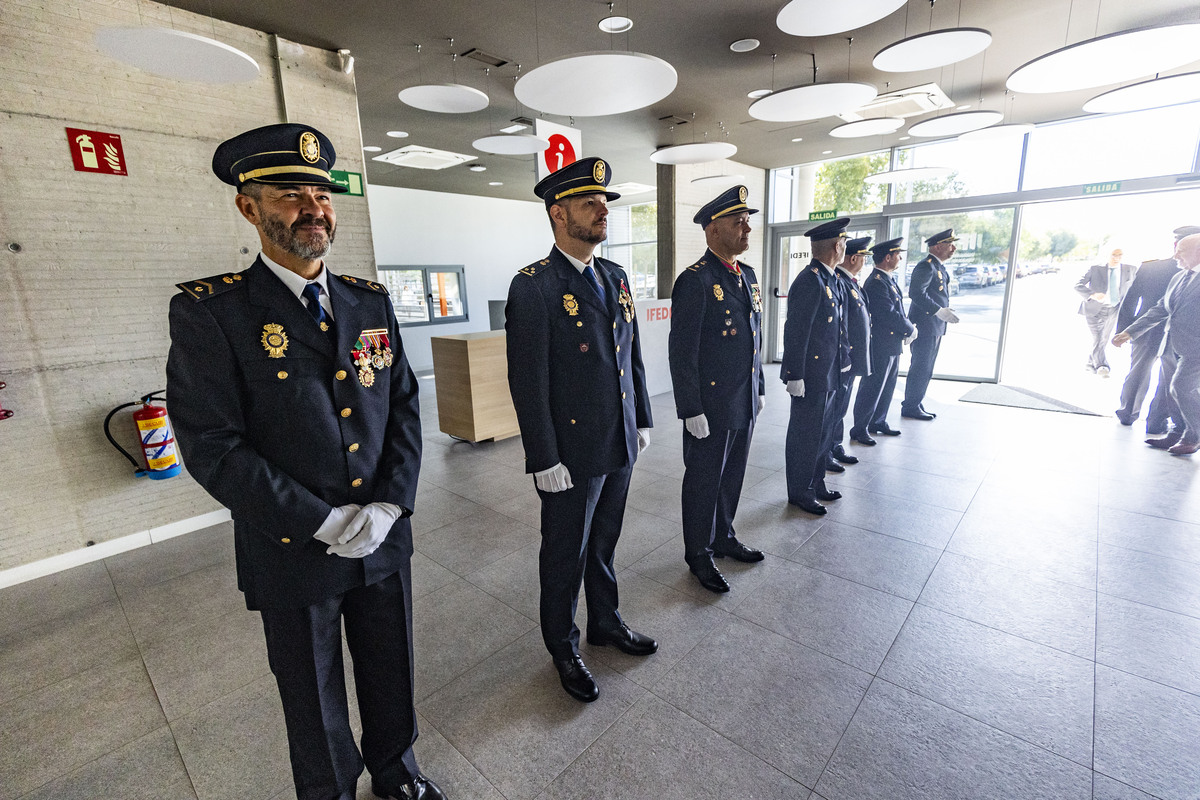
65, 127, 128, 176
543, 133, 577, 175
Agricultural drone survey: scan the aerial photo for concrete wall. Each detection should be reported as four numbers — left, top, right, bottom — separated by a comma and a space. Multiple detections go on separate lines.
0, 0, 369, 575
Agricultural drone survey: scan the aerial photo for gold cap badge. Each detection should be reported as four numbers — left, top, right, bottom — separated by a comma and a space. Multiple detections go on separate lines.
262, 323, 289, 358
593, 159, 606, 183
299, 131, 320, 164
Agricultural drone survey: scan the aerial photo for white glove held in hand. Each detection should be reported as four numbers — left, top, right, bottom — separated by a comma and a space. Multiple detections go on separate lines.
757, 395, 766, 413
685, 414, 710, 439
326, 502, 402, 559
534, 462, 574, 493
935, 307, 960, 324
313, 504, 362, 546
786, 379, 806, 398
637, 428, 651, 454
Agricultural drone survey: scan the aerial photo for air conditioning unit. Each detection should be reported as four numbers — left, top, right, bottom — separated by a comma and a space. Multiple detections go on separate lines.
372, 145, 477, 170
837, 82, 954, 122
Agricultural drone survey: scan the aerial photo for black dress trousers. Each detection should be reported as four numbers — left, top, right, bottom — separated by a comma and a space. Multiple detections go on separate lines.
681, 423, 753, 566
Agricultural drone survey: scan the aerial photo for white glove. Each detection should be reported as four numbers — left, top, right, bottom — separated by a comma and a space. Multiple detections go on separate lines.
534, 462, 574, 493
637, 427, 651, 453
326, 502, 402, 559
312, 504, 362, 546
935, 307, 960, 324
685, 414, 710, 439
787, 379, 806, 398
757, 395, 766, 413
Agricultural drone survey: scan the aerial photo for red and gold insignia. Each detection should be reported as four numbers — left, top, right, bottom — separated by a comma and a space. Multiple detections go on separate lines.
261, 323, 288, 358
299, 131, 320, 164
351, 328, 392, 387
563, 294, 579, 316
617, 279, 634, 323
751, 283, 763, 312
580, 343, 589, 352
713, 284, 725, 301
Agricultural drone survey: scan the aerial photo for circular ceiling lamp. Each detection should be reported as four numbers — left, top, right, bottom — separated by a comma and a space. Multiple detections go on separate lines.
747, 89, 772, 99
864, 166, 954, 184
730, 38, 760, 53
956, 122, 1035, 142
691, 174, 745, 186
599, 16, 633, 33
650, 142, 738, 165
516, 52, 677, 116
829, 117, 904, 137
399, 83, 489, 113
873, 28, 992, 72
1083, 71, 1200, 114
908, 109, 1002, 136
749, 82, 878, 122
777, 0, 907, 37
94, 27, 259, 83
1006, 22, 1200, 94
472, 134, 550, 155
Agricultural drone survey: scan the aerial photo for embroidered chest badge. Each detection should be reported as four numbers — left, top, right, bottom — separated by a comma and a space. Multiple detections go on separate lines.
352, 328, 392, 387
713, 284, 725, 301
563, 294, 580, 316
751, 283, 763, 312
261, 324, 288, 358
618, 280, 634, 323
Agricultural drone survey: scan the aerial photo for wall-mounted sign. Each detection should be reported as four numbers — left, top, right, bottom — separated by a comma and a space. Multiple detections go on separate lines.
330, 170, 364, 196
808, 209, 838, 221
1083, 182, 1120, 195
65, 127, 127, 175
535, 119, 581, 180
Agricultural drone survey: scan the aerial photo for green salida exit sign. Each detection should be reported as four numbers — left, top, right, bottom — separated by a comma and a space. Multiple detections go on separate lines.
1083, 182, 1120, 195
808, 209, 839, 221
330, 170, 364, 196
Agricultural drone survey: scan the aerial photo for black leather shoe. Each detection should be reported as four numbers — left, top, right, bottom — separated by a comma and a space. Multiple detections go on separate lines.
689, 557, 730, 593
831, 445, 859, 465
712, 539, 765, 563
587, 624, 658, 656
789, 494, 827, 515
814, 484, 842, 501
373, 775, 446, 800
919, 406, 938, 418
868, 423, 901, 436
849, 429, 877, 445
900, 409, 935, 421
1114, 410, 1134, 426
553, 655, 599, 702
1146, 426, 1168, 436
825, 457, 846, 473
1147, 431, 1183, 450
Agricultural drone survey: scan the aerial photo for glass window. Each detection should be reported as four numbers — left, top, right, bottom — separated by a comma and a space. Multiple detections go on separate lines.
892, 136, 1023, 202
769, 151, 890, 223
377, 265, 468, 325
1023, 101, 1200, 190
602, 202, 658, 299
376, 268, 427, 324
429, 269, 466, 320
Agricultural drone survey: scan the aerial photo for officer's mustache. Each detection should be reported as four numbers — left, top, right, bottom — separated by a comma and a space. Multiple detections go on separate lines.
293, 215, 333, 235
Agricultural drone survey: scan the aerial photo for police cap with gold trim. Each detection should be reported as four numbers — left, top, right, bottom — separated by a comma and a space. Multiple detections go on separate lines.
212, 123, 347, 193
847, 236, 873, 257
804, 217, 850, 241
533, 157, 620, 207
870, 237, 904, 258
1173, 225, 1200, 240
925, 229, 958, 246
694, 184, 759, 227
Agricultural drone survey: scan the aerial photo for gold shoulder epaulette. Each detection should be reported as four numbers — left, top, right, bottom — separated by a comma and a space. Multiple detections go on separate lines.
337, 274, 389, 294
176, 272, 245, 301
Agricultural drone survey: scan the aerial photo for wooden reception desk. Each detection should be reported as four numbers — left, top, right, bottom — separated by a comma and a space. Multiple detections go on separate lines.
430, 331, 520, 442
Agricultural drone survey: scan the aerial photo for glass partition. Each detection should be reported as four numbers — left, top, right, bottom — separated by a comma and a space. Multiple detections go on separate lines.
892, 136, 1023, 203
603, 201, 658, 299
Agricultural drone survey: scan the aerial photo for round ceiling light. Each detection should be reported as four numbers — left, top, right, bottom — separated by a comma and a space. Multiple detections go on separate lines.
777, 0, 907, 37
94, 27, 260, 83
749, 82, 878, 122
908, 109, 1002, 136
873, 28, 992, 72
864, 166, 954, 184
730, 38, 760, 53
515, 52, 677, 116
691, 174, 745, 186
488, 181, 503, 186
649, 142, 738, 165
469, 165, 487, 172
1083, 71, 1200, 114
747, 89, 772, 99
956, 122, 1035, 142
829, 117, 904, 138
1006, 22, 1200, 94
472, 134, 550, 155
398, 83, 489, 113
386, 130, 409, 138
599, 16, 633, 33
363, 145, 382, 152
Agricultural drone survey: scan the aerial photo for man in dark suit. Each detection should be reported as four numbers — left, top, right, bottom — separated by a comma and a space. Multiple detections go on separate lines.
827, 236, 872, 468
901, 230, 961, 420
1075, 248, 1136, 376
1114, 233, 1200, 455
851, 238, 915, 445
1115, 225, 1200, 431
668, 185, 766, 594
781, 217, 848, 515
167, 124, 444, 800
505, 157, 657, 703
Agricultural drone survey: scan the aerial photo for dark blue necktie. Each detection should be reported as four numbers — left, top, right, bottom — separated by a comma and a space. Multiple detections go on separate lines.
301, 282, 328, 325
584, 265, 607, 304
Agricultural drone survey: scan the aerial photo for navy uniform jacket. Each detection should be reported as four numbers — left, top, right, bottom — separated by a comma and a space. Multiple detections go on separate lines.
780, 259, 843, 392
1075, 262, 1136, 316
836, 268, 871, 377
864, 268, 915, 357
668, 249, 764, 429
166, 258, 422, 610
906, 254, 951, 336
506, 248, 652, 480
1118, 257, 1178, 331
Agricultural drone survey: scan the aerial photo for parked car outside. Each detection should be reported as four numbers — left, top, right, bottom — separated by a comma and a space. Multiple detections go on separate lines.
955, 265, 987, 288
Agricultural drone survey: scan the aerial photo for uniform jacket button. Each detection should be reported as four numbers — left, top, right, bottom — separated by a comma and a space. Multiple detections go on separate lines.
348, 443, 359, 452
281, 537, 291, 544
351, 478, 363, 487
336, 370, 347, 380
277, 371, 288, 380
340, 408, 352, 418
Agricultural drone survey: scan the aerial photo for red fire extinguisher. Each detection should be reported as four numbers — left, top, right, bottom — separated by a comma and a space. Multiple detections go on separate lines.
104, 391, 182, 480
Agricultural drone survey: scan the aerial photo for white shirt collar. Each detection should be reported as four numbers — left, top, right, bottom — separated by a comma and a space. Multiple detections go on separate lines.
556, 245, 595, 275
817, 259, 837, 274
260, 252, 330, 301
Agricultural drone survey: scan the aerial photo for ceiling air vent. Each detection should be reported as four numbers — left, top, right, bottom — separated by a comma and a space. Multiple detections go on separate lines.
461, 48, 509, 68
837, 82, 954, 122
372, 145, 477, 170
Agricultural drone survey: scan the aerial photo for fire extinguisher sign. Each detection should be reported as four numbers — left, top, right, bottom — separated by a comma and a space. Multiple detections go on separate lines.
65, 127, 128, 176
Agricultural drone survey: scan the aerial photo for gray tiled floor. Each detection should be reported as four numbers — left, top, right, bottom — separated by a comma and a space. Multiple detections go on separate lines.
3, 376, 1199, 799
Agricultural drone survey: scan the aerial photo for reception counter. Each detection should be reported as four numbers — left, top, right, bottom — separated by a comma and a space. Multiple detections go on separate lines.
430, 331, 520, 442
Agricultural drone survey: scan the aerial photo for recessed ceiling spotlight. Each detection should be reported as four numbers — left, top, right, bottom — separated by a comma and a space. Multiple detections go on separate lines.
822, 150, 833, 154
748, 89, 772, 99
898, 136, 911, 140
363, 145, 382, 152
730, 38, 760, 53
791, 137, 804, 142
599, 15, 633, 33
469, 165, 487, 172
488, 181, 503, 186
499, 123, 528, 134
386, 130, 409, 138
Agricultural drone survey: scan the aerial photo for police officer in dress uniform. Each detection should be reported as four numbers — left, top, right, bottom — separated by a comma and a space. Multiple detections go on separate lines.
166, 124, 445, 800
505, 157, 657, 704
781, 217, 849, 515
668, 185, 767, 594
1115, 224, 1200, 432
827, 236, 872, 469
901, 229, 961, 420
851, 238, 914, 444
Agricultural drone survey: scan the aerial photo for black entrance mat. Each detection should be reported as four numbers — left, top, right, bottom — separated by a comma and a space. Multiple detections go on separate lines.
958, 384, 1103, 416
